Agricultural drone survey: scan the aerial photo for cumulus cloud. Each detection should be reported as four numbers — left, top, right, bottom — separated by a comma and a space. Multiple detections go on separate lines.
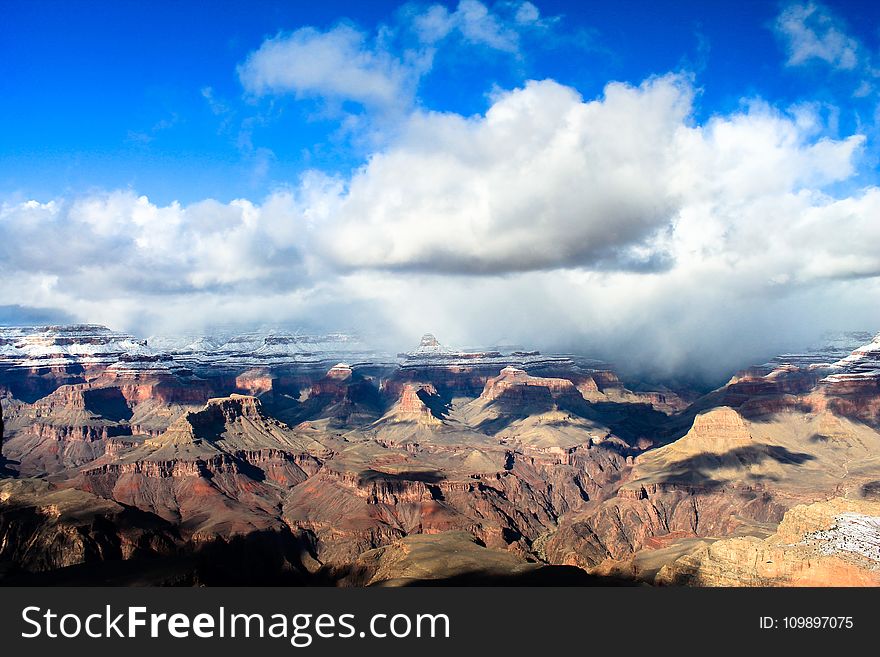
0, 191, 312, 306
238, 24, 420, 110
774, 2, 861, 70
238, 1, 553, 114
315, 76, 692, 273
3, 71, 880, 379
410, 0, 547, 52
314, 75, 865, 279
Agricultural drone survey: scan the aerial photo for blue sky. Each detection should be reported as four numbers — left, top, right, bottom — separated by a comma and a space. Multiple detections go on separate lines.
3, 0, 880, 203
2, 1, 880, 378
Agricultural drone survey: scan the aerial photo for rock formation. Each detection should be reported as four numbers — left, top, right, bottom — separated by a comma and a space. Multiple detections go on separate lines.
2, 327, 880, 586
656, 498, 880, 586
0, 478, 177, 573
341, 531, 544, 585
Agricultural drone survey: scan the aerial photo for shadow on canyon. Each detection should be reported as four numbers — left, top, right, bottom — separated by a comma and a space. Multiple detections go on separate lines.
357, 469, 446, 485
0, 457, 19, 478
0, 527, 640, 587
5, 365, 87, 404
0, 526, 327, 587
393, 568, 641, 586
861, 480, 880, 499
650, 445, 816, 491
586, 401, 677, 446
416, 387, 452, 420
472, 394, 672, 449
82, 387, 134, 423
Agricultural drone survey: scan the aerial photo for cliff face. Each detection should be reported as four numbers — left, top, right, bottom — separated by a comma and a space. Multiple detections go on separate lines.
481, 367, 580, 401
340, 531, 541, 586
541, 397, 880, 576
0, 379, 215, 475
0, 478, 178, 573
656, 498, 880, 586
3, 328, 880, 585
68, 394, 333, 539
382, 383, 445, 425
544, 485, 786, 571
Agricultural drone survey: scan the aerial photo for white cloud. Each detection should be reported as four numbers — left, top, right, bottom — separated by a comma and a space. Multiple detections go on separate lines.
3, 72, 880, 377
238, 24, 419, 109
0, 190, 310, 304
238, 2, 554, 113
201, 86, 232, 117
412, 0, 536, 52
314, 75, 865, 278
513, 2, 541, 26
775, 2, 861, 70
316, 76, 692, 273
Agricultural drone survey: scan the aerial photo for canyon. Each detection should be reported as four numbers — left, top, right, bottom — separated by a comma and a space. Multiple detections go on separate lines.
1, 326, 879, 586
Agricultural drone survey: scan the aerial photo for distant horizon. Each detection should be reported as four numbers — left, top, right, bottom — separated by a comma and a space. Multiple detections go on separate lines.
2, 320, 877, 392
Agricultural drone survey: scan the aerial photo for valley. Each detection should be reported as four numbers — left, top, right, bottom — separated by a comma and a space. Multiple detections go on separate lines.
1, 326, 879, 586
